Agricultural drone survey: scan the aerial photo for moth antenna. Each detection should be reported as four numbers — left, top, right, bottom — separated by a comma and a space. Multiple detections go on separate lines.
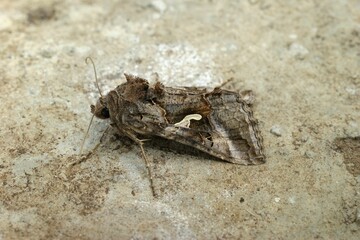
80, 114, 95, 155
85, 57, 103, 97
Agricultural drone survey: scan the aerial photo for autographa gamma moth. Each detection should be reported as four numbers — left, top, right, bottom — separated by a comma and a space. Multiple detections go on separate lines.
86, 58, 265, 197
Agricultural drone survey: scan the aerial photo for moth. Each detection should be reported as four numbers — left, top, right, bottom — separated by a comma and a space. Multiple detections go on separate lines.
85, 58, 265, 197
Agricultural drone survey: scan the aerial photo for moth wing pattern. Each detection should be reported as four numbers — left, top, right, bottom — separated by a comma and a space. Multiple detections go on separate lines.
204, 88, 265, 164
89, 72, 265, 196
115, 76, 265, 165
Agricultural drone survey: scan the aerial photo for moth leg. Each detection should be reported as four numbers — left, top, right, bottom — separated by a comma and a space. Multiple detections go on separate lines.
114, 126, 157, 197
217, 77, 234, 88
136, 139, 157, 198
69, 142, 101, 167
99, 126, 111, 143
70, 126, 112, 167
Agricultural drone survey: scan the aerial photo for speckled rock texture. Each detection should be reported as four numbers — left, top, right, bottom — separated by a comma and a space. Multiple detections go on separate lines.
0, 0, 359, 239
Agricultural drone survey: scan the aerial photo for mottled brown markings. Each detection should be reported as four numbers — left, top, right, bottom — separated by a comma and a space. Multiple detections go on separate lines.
87, 66, 265, 197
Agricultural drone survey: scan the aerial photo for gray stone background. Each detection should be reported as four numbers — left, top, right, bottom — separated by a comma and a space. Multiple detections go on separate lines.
0, 0, 359, 239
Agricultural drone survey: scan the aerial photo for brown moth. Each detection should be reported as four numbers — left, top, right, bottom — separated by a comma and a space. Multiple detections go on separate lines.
87, 59, 265, 196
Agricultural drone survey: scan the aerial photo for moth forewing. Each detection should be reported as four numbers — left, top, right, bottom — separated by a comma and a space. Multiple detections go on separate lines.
90, 72, 265, 197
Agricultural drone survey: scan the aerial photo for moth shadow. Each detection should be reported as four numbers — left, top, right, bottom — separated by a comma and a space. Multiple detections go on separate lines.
111, 133, 228, 164
144, 136, 224, 164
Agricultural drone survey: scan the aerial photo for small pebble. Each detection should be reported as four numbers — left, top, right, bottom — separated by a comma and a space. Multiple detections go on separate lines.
270, 125, 282, 137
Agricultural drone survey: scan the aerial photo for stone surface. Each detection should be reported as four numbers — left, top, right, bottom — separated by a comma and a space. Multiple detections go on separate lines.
0, 0, 359, 239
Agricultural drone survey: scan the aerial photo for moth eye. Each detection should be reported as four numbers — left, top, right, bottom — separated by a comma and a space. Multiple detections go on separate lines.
101, 107, 110, 118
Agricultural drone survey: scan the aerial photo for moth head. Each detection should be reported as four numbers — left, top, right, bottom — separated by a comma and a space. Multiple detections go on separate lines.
91, 96, 110, 119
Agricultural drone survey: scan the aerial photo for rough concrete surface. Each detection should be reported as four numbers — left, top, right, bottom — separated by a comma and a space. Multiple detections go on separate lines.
0, 0, 359, 239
